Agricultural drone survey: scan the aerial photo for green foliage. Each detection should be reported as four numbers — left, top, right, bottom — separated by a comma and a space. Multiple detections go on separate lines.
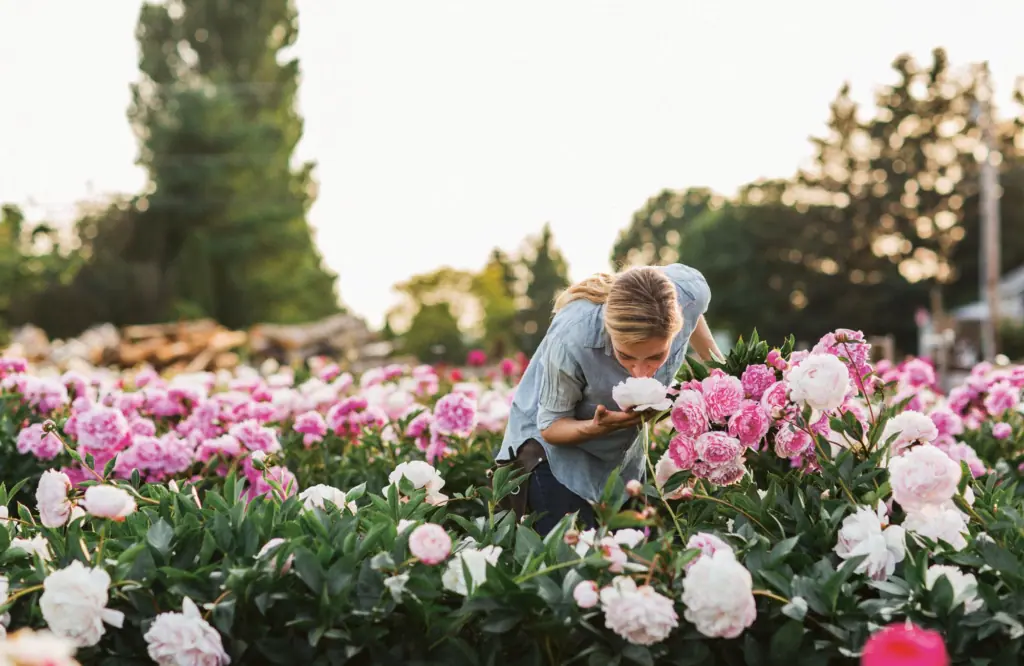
518, 224, 570, 355
610, 188, 724, 269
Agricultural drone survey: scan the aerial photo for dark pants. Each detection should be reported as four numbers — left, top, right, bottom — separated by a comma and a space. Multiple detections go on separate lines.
529, 460, 595, 536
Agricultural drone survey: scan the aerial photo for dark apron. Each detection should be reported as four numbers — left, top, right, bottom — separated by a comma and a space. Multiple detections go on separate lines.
489, 439, 546, 521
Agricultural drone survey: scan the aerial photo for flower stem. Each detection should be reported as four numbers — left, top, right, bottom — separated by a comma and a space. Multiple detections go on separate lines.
5, 584, 43, 605
753, 589, 789, 604
642, 421, 686, 539
691, 493, 771, 535
203, 590, 232, 621
513, 558, 586, 584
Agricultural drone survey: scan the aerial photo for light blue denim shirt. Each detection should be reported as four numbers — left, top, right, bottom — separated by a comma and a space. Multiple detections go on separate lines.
497, 264, 711, 502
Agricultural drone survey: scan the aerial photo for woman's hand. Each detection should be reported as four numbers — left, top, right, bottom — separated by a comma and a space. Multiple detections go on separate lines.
587, 405, 643, 436
540, 406, 643, 446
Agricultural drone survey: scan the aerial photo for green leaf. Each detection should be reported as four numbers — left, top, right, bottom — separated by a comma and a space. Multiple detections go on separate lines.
769, 620, 804, 663
292, 547, 324, 594
146, 519, 174, 555
980, 541, 1022, 579
622, 645, 653, 666
480, 615, 520, 634
768, 535, 800, 565
514, 524, 543, 564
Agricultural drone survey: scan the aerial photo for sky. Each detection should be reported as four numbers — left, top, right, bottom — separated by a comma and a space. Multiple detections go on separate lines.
2, 1, 1024, 329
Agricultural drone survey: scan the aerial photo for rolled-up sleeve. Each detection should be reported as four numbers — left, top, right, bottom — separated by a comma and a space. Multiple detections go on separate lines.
536, 341, 584, 431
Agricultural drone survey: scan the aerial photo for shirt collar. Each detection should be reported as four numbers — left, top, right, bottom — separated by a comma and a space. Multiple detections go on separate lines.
584, 306, 614, 356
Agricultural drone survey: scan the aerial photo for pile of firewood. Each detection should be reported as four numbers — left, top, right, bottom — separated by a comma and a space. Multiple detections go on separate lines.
4, 313, 395, 374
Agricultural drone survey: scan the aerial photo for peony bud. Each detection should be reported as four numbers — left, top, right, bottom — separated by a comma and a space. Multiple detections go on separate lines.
82, 485, 136, 522
564, 530, 580, 546
626, 480, 644, 498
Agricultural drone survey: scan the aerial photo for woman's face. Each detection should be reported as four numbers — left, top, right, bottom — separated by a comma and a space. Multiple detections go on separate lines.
610, 335, 672, 378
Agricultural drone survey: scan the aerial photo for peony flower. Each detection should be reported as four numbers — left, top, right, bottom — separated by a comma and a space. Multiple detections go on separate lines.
889, 444, 961, 512
833, 505, 906, 581
441, 545, 502, 596
773, 423, 813, 459
684, 532, 733, 570
408, 523, 452, 565
881, 411, 939, 455
432, 392, 478, 437
16, 423, 63, 460
700, 372, 744, 423
82, 485, 137, 521
573, 580, 599, 609
599, 576, 678, 645
992, 422, 1012, 440
694, 431, 743, 465
670, 390, 709, 437
861, 622, 948, 666
924, 565, 982, 614
668, 433, 698, 470
903, 504, 969, 552
598, 537, 628, 573
298, 484, 357, 514
0, 628, 80, 666
740, 364, 776, 401
681, 550, 756, 638
787, 353, 850, 412
293, 411, 328, 446
612, 377, 673, 412
760, 380, 792, 419
929, 408, 964, 437
983, 381, 1019, 417
384, 461, 448, 505
706, 457, 747, 486
613, 528, 645, 549
11, 535, 51, 561
40, 561, 124, 648
653, 454, 688, 500
36, 470, 73, 528
766, 349, 788, 371
727, 400, 771, 448
144, 596, 231, 666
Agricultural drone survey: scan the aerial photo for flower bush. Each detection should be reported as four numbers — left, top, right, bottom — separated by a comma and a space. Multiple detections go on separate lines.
0, 340, 1018, 663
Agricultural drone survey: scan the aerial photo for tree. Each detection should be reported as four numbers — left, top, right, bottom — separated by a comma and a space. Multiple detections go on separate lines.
399, 303, 466, 364
125, 0, 339, 328
518, 224, 570, 354
611, 188, 725, 269
472, 251, 518, 358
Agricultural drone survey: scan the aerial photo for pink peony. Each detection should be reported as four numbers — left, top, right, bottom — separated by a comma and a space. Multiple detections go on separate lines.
861, 622, 949, 666
17, 423, 63, 460
670, 390, 710, 437
700, 372, 744, 423
407, 523, 452, 565
992, 422, 1012, 440
573, 580, 600, 609
694, 431, 743, 464
727, 401, 771, 448
293, 411, 328, 446
773, 423, 813, 458
466, 350, 488, 367
929, 408, 964, 437
706, 458, 747, 486
760, 381, 792, 420
901, 359, 937, 388
983, 381, 1020, 417
766, 349, 788, 371
245, 466, 299, 503
432, 392, 477, 437
740, 364, 776, 401
75, 405, 131, 468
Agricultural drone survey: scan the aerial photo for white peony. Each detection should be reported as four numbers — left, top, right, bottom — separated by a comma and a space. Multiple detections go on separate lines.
298, 484, 357, 514
786, 353, 850, 412
0, 628, 79, 666
924, 564, 982, 614
611, 377, 673, 412
36, 470, 73, 529
903, 504, 970, 552
82, 485, 137, 521
144, 596, 231, 666
654, 454, 688, 500
11, 535, 51, 561
681, 550, 757, 638
833, 504, 906, 580
39, 561, 124, 648
881, 411, 939, 454
599, 576, 678, 645
384, 572, 411, 603
441, 544, 502, 596
888, 444, 961, 512
384, 461, 448, 505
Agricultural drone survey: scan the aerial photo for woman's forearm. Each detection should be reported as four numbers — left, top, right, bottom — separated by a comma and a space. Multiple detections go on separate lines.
691, 315, 724, 363
540, 418, 601, 446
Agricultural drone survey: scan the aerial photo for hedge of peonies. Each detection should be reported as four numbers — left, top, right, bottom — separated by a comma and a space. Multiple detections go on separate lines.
0, 333, 1016, 664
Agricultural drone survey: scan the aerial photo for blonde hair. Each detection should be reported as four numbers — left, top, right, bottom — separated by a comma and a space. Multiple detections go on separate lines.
553, 267, 682, 345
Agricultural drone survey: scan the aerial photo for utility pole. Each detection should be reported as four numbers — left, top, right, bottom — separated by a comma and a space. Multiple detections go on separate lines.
975, 63, 1002, 361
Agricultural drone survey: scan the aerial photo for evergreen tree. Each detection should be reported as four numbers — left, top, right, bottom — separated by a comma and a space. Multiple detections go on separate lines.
126, 0, 338, 328
518, 224, 570, 354
611, 188, 723, 269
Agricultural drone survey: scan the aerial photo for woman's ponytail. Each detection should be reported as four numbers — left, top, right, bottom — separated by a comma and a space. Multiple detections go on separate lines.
553, 273, 616, 313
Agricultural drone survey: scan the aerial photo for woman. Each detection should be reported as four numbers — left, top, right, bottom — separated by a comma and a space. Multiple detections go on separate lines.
496, 264, 722, 536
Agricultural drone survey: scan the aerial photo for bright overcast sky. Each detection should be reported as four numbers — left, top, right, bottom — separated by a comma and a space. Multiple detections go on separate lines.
2, 1, 1024, 328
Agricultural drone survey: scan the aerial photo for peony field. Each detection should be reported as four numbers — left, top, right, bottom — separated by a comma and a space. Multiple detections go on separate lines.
0, 329, 1021, 665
